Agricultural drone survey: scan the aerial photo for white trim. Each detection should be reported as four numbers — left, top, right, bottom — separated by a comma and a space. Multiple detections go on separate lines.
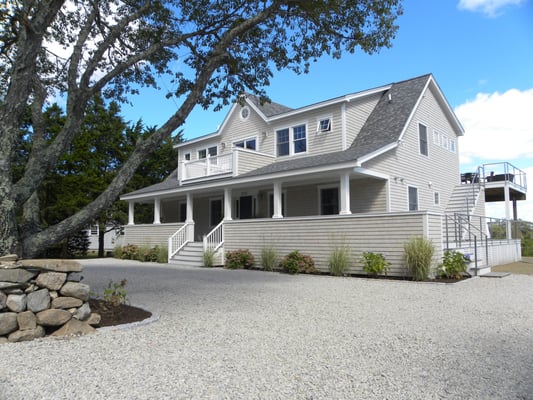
175, 131, 220, 148
341, 103, 347, 150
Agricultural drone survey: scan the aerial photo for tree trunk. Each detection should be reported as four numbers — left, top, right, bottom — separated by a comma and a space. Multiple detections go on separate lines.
98, 221, 106, 258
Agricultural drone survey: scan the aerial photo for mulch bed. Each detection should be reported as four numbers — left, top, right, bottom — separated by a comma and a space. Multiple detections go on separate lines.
88, 299, 152, 328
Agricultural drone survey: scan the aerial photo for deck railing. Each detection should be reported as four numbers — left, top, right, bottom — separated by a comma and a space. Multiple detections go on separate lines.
168, 222, 194, 260
203, 220, 224, 253
180, 153, 233, 181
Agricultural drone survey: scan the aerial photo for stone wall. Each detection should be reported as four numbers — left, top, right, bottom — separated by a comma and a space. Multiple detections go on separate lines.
0, 255, 100, 343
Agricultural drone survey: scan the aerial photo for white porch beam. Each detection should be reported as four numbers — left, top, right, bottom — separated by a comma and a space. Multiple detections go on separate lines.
153, 198, 161, 224
128, 201, 135, 225
339, 172, 352, 215
224, 187, 232, 220
273, 181, 283, 218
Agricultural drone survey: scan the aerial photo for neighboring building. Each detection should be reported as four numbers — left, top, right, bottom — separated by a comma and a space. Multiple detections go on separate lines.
85, 225, 124, 252
121, 74, 526, 275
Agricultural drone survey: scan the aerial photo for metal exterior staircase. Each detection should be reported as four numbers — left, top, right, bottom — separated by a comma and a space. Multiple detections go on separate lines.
168, 242, 204, 267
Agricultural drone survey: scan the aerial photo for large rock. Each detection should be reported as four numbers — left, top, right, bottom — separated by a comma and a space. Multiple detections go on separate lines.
51, 318, 95, 337
0, 254, 18, 262
87, 313, 101, 326
17, 311, 37, 330
36, 309, 72, 326
36, 272, 67, 291
0, 312, 18, 336
0, 291, 6, 309
8, 326, 45, 343
60, 282, 90, 301
0, 269, 37, 283
75, 302, 91, 321
0, 282, 27, 290
6, 293, 26, 312
52, 296, 83, 309
20, 259, 82, 273
26, 288, 50, 313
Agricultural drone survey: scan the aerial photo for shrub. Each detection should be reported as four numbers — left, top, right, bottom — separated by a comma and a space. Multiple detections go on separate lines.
260, 245, 278, 271
225, 249, 255, 269
203, 248, 215, 267
361, 251, 390, 276
403, 237, 435, 281
279, 250, 316, 274
138, 245, 161, 262
103, 279, 128, 307
114, 244, 167, 263
328, 243, 351, 276
119, 243, 139, 260
113, 245, 123, 259
438, 250, 470, 279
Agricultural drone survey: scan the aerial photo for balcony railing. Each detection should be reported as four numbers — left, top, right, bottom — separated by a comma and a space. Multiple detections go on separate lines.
180, 153, 233, 181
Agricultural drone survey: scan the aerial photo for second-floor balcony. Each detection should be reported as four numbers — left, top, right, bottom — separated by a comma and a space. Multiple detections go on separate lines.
178, 148, 275, 184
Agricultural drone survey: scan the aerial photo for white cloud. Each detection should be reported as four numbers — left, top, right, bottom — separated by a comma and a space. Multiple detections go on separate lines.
457, 0, 524, 16
456, 88, 533, 163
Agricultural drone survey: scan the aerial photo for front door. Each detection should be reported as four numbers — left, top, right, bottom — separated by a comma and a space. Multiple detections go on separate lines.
239, 195, 254, 219
210, 198, 223, 227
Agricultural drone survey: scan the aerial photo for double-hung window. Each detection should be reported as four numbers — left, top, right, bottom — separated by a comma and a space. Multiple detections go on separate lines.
276, 124, 307, 156
408, 186, 419, 211
419, 123, 428, 156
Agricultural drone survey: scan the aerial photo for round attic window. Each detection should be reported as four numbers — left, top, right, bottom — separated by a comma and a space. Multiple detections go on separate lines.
240, 106, 250, 120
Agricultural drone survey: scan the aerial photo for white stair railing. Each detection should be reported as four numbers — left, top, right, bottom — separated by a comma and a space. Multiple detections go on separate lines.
203, 221, 224, 252
168, 222, 193, 260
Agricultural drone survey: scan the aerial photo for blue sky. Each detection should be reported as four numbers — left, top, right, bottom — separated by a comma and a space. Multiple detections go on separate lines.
122, 0, 533, 220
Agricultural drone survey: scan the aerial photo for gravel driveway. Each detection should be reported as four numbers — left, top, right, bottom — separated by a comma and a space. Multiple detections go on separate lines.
1, 258, 532, 400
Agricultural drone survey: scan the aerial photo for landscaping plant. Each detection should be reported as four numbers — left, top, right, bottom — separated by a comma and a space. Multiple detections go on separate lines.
328, 242, 351, 276
203, 248, 215, 268
225, 249, 255, 269
260, 245, 279, 272
403, 237, 435, 281
438, 250, 470, 279
361, 251, 390, 276
279, 250, 316, 274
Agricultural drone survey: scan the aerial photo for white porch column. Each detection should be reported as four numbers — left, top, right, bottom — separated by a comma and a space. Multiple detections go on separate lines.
504, 183, 512, 240
128, 201, 135, 225
224, 187, 232, 220
153, 198, 161, 224
339, 172, 352, 215
272, 181, 283, 218
186, 193, 194, 223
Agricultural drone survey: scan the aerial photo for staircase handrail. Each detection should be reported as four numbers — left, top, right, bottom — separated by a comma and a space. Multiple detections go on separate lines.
168, 222, 193, 260
203, 220, 224, 253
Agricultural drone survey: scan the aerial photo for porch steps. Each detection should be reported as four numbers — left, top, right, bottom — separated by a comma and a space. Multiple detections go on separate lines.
446, 185, 481, 215
169, 242, 204, 267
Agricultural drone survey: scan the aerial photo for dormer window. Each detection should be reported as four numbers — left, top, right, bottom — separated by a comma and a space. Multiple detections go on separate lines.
276, 124, 307, 156
318, 118, 331, 133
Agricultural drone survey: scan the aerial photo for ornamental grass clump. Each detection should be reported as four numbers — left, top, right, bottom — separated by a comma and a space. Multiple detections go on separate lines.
361, 251, 390, 276
328, 242, 351, 276
260, 244, 278, 271
403, 237, 435, 281
203, 248, 215, 268
279, 250, 316, 274
225, 249, 255, 269
438, 250, 470, 279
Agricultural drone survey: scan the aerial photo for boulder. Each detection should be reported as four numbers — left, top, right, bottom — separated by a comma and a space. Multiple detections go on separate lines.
67, 273, 84, 282
0, 337, 8, 344
0, 312, 18, 336
36, 309, 72, 326
20, 259, 82, 273
6, 293, 26, 313
60, 282, 90, 301
36, 272, 67, 291
52, 296, 83, 309
17, 311, 37, 331
8, 326, 46, 343
0, 269, 37, 283
0, 291, 6, 309
51, 318, 95, 337
87, 313, 101, 326
0, 282, 26, 290
0, 254, 18, 262
26, 288, 50, 313
75, 302, 91, 321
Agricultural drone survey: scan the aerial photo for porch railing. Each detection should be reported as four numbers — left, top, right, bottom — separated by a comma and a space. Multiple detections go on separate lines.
168, 222, 193, 260
181, 153, 233, 181
203, 220, 224, 253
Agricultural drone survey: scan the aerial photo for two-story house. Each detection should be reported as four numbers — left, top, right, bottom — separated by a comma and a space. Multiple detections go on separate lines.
121, 74, 525, 275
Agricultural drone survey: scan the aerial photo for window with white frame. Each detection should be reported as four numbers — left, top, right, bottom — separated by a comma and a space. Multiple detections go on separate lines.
198, 145, 217, 159
276, 124, 307, 156
184, 152, 191, 161
449, 138, 456, 153
442, 135, 449, 150
234, 137, 257, 151
418, 123, 428, 156
317, 117, 331, 133
434, 191, 440, 206
408, 186, 418, 211
433, 130, 441, 146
